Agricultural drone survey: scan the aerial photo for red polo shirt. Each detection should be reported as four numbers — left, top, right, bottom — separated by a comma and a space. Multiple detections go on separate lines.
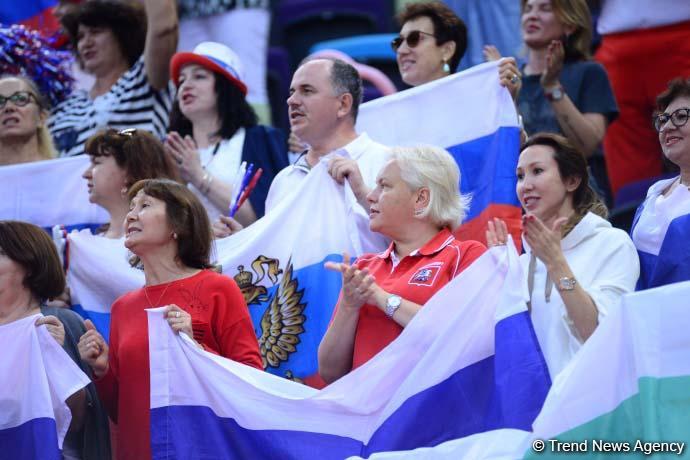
348, 228, 486, 369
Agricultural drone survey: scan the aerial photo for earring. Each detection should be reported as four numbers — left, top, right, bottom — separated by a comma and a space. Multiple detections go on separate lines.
414, 209, 424, 216
172, 232, 178, 240
442, 60, 450, 73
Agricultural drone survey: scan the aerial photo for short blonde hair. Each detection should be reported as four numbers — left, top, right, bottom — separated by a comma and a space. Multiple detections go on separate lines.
391, 145, 470, 230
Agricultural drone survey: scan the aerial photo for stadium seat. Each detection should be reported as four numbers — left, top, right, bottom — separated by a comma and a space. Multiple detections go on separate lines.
273, 0, 393, 70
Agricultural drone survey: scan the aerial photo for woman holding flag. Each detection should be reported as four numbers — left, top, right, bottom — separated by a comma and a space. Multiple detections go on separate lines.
318, 146, 486, 384
632, 78, 690, 289
0, 220, 110, 460
165, 41, 288, 227
486, 133, 638, 378
78, 178, 262, 460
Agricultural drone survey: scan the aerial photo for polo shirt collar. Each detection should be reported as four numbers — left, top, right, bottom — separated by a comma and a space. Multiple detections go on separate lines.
377, 228, 455, 260
337, 132, 372, 161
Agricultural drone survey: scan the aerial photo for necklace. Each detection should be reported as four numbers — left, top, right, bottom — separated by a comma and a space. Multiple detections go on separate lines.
144, 282, 173, 308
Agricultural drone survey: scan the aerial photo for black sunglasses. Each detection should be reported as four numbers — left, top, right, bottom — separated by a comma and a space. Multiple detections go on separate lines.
0, 91, 36, 109
391, 30, 436, 52
653, 108, 690, 132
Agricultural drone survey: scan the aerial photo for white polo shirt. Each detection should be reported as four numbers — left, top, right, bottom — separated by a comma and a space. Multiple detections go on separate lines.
264, 132, 390, 213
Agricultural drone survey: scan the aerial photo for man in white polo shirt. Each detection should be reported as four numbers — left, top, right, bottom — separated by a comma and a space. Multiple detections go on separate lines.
264, 58, 390, 214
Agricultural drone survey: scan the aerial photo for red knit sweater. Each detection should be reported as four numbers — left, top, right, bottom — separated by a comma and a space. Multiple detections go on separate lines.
95, 270, 262, 460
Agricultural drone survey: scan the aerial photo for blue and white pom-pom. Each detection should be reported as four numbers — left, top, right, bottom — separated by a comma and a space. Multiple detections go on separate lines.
0, 23, 74, 107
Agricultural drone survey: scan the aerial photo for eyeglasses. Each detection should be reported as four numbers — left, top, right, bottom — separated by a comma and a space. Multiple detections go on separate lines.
391, 30, 436, 52
118, 128, 137, 137
653, 108, 690, 132
0, 91, 36, 109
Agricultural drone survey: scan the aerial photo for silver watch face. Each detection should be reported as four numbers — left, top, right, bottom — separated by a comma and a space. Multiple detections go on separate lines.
558, 277, 576, 290
552, 88, 564, 100
387, 295, 402, 308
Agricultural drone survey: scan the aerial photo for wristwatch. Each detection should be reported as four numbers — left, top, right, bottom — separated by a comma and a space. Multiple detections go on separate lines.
556, 276, 577, 291
385, 295, 402, 318
544, 85, 564, 102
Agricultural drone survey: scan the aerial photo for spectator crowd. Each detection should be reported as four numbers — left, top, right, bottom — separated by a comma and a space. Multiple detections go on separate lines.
1, 1, 689, 459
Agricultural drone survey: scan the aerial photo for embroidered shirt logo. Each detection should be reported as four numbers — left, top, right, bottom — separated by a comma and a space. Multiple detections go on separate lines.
408, 262, 443, 286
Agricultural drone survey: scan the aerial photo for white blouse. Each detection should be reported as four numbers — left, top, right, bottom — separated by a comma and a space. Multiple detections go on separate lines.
189, 128, 245, 222
522, 212, 639, 379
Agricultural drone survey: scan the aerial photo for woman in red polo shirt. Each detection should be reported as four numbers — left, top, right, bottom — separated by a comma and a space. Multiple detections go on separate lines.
77, 178, 262, 460
318, 145, 486, 384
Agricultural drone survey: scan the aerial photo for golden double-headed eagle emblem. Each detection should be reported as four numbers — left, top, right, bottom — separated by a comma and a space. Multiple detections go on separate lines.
233, 256, 306, 374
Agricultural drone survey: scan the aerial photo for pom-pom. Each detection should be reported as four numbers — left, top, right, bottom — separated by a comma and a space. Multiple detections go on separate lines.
0, 24, 74, 107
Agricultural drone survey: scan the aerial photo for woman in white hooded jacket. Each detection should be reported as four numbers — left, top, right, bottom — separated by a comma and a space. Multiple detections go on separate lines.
487, 132, 639, 378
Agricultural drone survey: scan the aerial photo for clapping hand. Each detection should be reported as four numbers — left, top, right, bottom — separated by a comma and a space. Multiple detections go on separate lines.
522, 213, 568, 267
165, 131, 204, 184
485, 217, 510, 248
325, 252, 379, 311
541, 40, 564, 90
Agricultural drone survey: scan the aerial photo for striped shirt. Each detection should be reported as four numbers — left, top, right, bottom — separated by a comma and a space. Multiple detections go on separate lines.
48, 56, 175, 157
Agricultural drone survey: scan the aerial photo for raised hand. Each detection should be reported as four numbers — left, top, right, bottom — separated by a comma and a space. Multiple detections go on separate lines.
78, 319, 109, 378
486, 217, 510, 248
164, 131, 204, 185
325, 252, 378, 311
523, 213, 568, 268
541, 40, 565, 90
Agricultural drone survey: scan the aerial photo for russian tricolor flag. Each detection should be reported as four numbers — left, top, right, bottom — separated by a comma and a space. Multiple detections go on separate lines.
147, 240, 550, 459
631, 177, 690, 290
356, 61, 522, 245
0, 61, 521, 384
0, 314, 90, 459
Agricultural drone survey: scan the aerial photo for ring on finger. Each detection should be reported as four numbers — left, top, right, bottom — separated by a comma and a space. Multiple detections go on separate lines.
175, 311, 181, 318
510, 73, 519, 84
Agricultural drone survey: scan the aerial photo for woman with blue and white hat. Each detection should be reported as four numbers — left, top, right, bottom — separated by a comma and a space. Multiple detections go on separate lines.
166, 42, 288, 228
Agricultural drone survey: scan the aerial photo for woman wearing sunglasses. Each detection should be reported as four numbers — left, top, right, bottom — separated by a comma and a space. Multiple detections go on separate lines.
392, 1, 467, 88
0, 75, 57, 166
632, 78, 690, 290
82, 129, 181, 239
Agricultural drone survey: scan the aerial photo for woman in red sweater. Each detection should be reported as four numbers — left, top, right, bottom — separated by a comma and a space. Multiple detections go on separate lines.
78, 178, 262, 460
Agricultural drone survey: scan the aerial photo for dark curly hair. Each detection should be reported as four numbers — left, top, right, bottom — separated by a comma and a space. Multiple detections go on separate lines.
84, 129, 181, 188
397, 1, 468, 72
655, 77, 690, 113
61, 0, 146, 68
168, 70, 257, 140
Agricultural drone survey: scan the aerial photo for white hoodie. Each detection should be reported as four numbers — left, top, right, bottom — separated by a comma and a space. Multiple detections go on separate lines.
521, 212, 640, 379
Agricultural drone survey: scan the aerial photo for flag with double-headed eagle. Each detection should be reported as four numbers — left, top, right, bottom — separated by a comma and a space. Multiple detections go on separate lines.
1, 61, 520, 383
